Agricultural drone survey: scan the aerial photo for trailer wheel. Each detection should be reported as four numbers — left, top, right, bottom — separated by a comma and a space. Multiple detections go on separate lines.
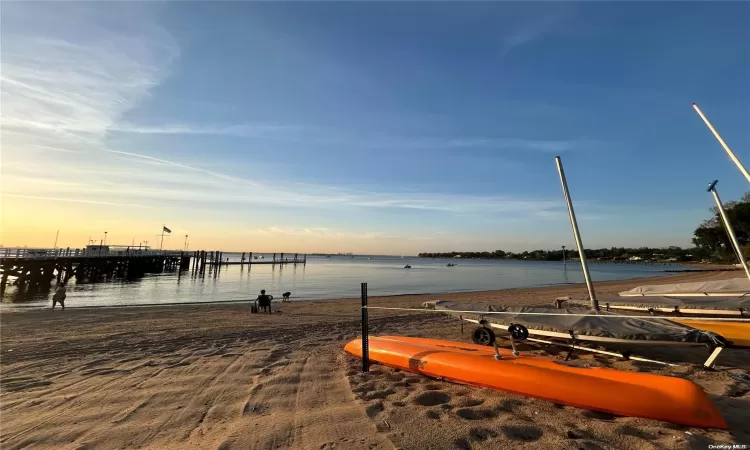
508, 324, 529, 342
471, 327, 496, 346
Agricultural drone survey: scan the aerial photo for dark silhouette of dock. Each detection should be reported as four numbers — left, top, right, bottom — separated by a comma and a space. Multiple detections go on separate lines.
0, 248, 307, 297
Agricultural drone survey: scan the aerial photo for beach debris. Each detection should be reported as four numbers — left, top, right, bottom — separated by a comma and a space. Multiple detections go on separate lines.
567, 430, 583, 439
728, 373, 750, 383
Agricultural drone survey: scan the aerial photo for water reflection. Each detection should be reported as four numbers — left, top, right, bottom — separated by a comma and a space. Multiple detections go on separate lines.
1, 256, 684, 309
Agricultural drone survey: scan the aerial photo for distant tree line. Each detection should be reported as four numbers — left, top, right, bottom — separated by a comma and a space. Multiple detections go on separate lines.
419, 192, 750, 264
692, 192, 750, 262
417, 247, 701, 262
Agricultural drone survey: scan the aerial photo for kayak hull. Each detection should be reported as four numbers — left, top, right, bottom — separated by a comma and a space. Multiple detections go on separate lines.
344, 336, 727, 429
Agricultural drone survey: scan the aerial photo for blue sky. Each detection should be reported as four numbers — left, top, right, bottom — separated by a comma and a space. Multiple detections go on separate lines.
2, 2, 749, 253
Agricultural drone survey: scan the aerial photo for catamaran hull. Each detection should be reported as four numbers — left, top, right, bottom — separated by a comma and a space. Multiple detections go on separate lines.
344, 336, 727, 429
672, 319, 750, 347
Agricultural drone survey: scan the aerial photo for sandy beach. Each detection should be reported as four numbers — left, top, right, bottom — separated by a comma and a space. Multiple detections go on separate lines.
1, 270, 748, 449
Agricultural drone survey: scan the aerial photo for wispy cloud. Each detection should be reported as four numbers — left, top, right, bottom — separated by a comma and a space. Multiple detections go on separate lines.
105, 150, 258, 185
3, 160, 571, 219
4, 193, 151, 209
501, 29, 544, 56
101, 120, 588, 154
252, 227, 401, 240
0, 3, 181, 223
107, 122, 313, 138
0, 2, 595, 245
1, 3, 179, 154
499, 11, 572, 57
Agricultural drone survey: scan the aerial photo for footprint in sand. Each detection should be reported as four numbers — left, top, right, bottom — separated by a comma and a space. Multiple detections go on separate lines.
618, 425, 656, 440
364, 388, 396, 400
582, 410, 618, 421
423, 383, 442, 391
454, 437, 472, 450
566, 429, 590, 440
365, 402, 384, 418
425, 410, 440, 420
455, 407, 499, 420
727, 384, 750, 398
457, 398, 484, 407
497, 398, 522, 412
392, 380, 412, 389
384, 372, 405, 382
352, 382, 378, 393
500, 425, 543, 442
469, 427, 499, 442
412, 391, 450, 407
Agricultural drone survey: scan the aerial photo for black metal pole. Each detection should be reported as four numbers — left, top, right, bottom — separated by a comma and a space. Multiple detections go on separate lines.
361, 282, 370, 373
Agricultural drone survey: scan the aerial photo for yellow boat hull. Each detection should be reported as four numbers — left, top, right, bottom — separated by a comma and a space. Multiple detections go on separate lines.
673, 319, 750, 347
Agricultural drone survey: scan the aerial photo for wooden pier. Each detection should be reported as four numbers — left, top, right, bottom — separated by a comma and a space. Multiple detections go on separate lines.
0, 248, 307, 296
206, 252, 307, 266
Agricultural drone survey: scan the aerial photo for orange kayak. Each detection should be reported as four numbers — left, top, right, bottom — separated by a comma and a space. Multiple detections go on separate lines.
344, 336, 727, 429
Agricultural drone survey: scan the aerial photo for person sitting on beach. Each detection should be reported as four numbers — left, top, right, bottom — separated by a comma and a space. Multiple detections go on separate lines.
52, 282, 67, 310
256, 289, 273, 313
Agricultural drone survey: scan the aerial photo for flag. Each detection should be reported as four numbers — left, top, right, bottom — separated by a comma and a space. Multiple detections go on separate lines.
163, 226, 171, 234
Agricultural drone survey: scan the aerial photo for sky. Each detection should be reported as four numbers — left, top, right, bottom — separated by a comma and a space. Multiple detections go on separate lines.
1, 1, 749, 255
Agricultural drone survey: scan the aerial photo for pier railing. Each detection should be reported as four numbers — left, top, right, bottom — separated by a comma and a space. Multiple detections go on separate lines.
0, 247, 186, 260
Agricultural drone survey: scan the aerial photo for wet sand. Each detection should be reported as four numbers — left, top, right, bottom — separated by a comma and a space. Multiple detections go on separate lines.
1, 270, 748, 449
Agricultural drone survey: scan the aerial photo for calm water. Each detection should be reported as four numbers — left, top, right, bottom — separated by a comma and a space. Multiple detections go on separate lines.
1, 254, 689, 310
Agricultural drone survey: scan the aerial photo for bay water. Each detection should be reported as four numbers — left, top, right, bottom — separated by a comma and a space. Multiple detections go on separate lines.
1, 254, 687, 309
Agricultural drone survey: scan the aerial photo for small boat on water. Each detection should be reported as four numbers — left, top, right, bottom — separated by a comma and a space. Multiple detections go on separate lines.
344, 336, 727, 429
403, 264, 411, 269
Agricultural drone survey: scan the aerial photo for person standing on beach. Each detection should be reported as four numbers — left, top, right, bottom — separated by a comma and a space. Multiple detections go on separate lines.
52, 282, 67, 310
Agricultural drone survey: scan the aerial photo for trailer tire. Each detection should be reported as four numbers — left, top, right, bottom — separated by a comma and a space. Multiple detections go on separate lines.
471, 327, 496, 346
